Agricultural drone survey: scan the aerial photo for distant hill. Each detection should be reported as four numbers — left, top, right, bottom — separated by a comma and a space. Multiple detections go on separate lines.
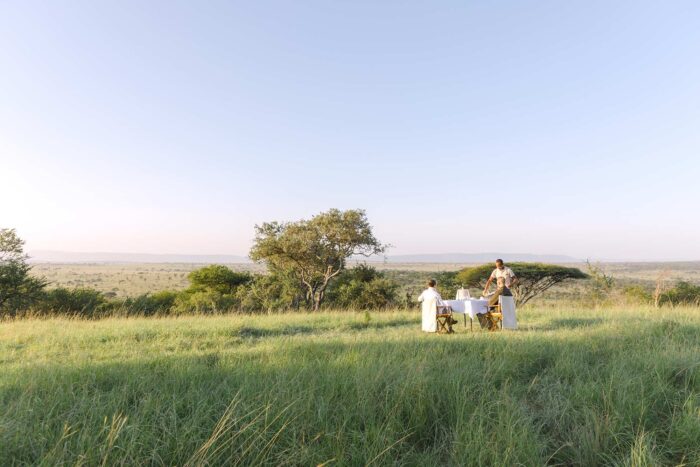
377, 253, 582, 264
28, 250, 250, 264
28, 250, 580, 265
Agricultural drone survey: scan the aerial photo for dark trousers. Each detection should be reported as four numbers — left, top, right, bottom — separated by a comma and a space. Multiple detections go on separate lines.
478, 287, 512, 329
488, 286, 512, 308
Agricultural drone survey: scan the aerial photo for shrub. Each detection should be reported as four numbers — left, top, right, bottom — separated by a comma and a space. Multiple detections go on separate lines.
124, 290, 178, 316
169, 265, 257, 314
586, 261, 615, 304
37, 287, 107, 317
235, 273, 305, 312
188, 265, 253, 294
0, 228, 47, 317
325, 265, 399, 310
622, 285, 652, 304
173, 290, 237, 314
660, 281, 700, 306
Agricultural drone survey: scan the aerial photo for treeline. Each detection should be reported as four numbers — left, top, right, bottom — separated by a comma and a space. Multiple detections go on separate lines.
621, 281, 700, 307
1, 210, 404, 318
17, 264, 404, 318
19, 264, 699, 319
3, 209, 700, 319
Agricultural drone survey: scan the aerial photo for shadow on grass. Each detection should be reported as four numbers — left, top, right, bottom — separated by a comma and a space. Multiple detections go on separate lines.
344, 317, 415, 331
236, 318, 416, 339
237, 324, 317, 339
539, 317, 604, 330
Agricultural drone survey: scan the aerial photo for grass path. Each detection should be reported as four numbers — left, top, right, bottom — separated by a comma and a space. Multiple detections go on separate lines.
1, 306, 699, 465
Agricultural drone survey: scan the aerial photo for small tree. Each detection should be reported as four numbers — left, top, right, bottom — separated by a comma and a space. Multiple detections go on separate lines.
124, 290, 179, 316
0, 228, 46, 316
653, 270, 671, 308
455, 262, 588, 306
188, 265, 252, 294
236, 272, 306, 312
659, 281, 700, 307
173, 265, 253, 313
586, 260, 615, 303
38, 287, 106, 317
325, 264, 399, 310
250, 209, 386, 311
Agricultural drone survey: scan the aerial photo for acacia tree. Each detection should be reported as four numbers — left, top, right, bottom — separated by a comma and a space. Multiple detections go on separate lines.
187, 265, 253, 294
249, 209, 386, 311
455, 262, 587, 307
0, 228, 47, 316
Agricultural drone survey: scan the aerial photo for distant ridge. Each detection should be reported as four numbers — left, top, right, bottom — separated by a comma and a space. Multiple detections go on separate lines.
28, 250, 250, 264
28, 250, 580, 265
378, 253, 582, 264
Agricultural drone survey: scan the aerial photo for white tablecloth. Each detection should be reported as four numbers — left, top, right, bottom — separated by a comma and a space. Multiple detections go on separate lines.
444, 299, 489, 319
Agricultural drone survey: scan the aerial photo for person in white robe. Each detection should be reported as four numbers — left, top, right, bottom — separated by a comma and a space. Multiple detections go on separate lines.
418, 279, 456, 332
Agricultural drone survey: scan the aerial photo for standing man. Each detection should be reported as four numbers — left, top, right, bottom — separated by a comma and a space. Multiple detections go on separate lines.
483, 259, 517, 308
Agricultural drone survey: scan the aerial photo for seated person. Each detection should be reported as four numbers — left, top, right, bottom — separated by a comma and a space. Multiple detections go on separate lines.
418, 280, 458, 328
480, 259, 518, 330
418, 279, 444, 305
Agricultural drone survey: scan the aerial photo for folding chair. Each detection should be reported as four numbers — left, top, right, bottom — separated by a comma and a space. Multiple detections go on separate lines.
436, 307, 455, 334
488, 303, 503, 331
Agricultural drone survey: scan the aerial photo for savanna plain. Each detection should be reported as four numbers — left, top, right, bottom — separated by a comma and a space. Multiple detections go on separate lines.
1, 263, 699, 466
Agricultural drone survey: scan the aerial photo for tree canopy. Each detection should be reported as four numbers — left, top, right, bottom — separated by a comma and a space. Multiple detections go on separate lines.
0, 228, 47, 316
249, 209, 386, 310
455, 262, 588, 306
325, 264, 398, 310
187, 265, 253, 294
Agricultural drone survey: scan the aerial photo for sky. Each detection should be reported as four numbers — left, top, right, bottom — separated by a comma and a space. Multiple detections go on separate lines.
1, 1, 699, 261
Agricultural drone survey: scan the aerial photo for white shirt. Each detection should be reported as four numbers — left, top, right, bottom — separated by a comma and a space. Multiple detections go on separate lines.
490, 267, 516, 288
418, 287, 445, 306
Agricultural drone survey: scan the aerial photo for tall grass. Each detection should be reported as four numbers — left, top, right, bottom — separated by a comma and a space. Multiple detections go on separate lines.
1, 306, 698, 465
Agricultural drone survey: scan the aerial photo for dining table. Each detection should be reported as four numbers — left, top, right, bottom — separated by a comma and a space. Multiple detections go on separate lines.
443, 298, 490, 330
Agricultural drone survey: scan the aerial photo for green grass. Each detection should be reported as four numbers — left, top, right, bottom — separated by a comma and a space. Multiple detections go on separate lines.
1, 306, 698, 465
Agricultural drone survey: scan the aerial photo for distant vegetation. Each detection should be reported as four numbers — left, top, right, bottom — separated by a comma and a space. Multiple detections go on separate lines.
21, 262, 401, 318
1, 212, 398, 318
3, 215, 700, 318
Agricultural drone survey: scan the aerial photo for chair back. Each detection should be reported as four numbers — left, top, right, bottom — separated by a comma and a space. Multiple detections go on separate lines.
499, 295, 517, 329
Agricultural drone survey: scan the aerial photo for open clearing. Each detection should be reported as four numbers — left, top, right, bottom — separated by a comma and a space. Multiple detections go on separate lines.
1, 306, 698, 465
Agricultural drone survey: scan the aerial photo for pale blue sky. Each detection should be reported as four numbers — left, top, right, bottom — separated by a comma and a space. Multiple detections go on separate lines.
1, 1, 699, 260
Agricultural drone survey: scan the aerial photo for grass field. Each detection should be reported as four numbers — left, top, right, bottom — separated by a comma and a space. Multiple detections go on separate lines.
1, 306, 698, 465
